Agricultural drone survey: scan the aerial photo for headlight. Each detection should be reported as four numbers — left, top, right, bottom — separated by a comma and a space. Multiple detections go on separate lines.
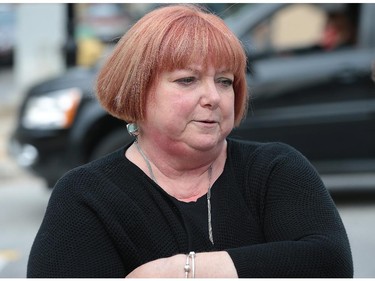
22, 88, 82, 129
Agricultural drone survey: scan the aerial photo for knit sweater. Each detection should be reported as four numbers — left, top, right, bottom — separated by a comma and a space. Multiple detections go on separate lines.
27, 138, 353, 278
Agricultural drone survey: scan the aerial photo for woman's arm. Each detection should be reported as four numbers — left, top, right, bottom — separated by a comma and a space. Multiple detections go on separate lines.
27, 170, 126, 278
126, 251, 237, 278
227, 143, 353, 277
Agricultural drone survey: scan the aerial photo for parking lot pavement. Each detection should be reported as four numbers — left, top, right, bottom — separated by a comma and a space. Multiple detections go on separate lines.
0, 176, 50, 278
338, 203, 375, 277
0, 67, 19, 113
0, 75, 47, 276
0, 108, 19, 182
0, 66, 23, 182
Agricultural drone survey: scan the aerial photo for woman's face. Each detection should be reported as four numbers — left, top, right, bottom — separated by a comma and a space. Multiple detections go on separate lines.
141, 64, 235, 153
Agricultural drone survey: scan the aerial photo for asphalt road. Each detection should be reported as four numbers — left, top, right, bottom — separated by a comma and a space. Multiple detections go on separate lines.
0, 176, 49, 277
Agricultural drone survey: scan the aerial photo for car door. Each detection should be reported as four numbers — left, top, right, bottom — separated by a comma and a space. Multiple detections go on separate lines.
230, 3, 375, 173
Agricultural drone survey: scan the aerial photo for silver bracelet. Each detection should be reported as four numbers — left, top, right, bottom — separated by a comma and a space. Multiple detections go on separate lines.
184, 251, 196, 278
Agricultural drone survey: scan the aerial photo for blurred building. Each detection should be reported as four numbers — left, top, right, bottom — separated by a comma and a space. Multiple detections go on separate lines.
0, 4, 15, 66
9, 3, 246, 94
9, 3, 156, 95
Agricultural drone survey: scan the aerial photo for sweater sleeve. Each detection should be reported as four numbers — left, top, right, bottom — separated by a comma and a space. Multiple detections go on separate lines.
226, 143, 353, 278
27, 168, 126, 278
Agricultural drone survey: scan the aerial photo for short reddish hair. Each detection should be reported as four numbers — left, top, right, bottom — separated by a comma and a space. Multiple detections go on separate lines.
96, 4, 248, 126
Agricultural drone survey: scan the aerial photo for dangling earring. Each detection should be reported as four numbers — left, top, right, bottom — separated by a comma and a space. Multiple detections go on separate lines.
126, 123, 139, 137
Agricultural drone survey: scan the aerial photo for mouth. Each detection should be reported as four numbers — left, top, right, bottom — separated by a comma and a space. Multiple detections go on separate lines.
193, 120, 219, 128
196, 120, 217, 124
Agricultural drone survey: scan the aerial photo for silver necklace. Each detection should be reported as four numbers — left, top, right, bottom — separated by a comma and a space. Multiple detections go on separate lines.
134, 139, 214, 245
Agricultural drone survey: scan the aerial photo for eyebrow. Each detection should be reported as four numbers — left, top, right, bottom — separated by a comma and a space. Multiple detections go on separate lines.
179, 66, 232, 75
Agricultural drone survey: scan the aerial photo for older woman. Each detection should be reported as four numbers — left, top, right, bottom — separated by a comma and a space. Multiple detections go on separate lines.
27, 4, 353, 278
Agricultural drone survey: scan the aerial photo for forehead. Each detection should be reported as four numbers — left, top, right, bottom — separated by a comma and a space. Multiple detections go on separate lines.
172, 63, 233, 74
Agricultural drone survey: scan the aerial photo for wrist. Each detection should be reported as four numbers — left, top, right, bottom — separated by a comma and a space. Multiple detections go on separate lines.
184, 251, 196, 278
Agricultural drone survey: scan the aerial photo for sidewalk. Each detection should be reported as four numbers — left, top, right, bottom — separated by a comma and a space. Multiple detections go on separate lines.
0, 67, 20, 115
0, 67, 27, 181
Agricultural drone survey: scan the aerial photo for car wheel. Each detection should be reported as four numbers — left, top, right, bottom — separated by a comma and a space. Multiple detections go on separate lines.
90, 128, 134, 161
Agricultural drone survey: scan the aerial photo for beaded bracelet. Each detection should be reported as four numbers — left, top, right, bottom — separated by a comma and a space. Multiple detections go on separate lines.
184, 251, 196, 278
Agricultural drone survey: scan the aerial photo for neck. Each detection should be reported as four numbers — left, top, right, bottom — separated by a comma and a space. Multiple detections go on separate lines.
140, 136, 226, 175
128, 138, 227, 201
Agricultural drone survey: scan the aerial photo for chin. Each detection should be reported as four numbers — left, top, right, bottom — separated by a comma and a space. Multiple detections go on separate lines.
190, 136, 225, 151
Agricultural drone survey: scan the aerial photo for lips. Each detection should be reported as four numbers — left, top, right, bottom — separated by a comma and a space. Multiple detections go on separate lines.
196, 120, 217, 124
193, 120, 219, 129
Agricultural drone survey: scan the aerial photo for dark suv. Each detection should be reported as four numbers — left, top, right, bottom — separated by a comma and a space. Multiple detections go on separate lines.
9, 3, 375, 188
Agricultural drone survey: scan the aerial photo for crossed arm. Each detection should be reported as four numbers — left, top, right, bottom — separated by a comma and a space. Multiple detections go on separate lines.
126, 251, 237, 278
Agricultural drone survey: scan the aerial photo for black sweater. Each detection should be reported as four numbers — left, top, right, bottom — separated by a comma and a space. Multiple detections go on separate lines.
27, 139, 353, 277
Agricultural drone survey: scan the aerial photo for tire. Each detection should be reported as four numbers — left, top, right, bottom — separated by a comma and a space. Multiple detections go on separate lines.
90, 129, 134, 161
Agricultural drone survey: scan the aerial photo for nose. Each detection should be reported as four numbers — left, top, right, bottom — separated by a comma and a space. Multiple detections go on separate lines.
200, 80, 221, 109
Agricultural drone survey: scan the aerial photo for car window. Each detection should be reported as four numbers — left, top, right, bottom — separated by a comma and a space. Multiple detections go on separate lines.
243, 3, 359, 59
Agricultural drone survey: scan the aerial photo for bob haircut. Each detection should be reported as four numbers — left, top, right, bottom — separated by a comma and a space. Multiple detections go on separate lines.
96, 4, 248, 127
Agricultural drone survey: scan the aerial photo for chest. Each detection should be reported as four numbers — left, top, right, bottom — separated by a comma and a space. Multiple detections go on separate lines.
107, 173, 265, 268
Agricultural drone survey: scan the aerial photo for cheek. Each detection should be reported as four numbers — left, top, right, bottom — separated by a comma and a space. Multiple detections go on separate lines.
167, 96, 196, 117
221, 96, 236, 132
150, 95, 193, 132
146, 91, 183, 118
222, 94, 235, 117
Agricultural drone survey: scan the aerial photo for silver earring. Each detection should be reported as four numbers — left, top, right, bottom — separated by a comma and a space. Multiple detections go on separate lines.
126, 123, 139, 137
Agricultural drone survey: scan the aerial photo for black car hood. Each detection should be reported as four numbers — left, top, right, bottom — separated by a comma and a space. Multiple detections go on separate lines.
27, 66, 98, 98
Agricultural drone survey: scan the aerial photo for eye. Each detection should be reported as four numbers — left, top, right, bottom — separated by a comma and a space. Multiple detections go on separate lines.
217, 77, 233, 87
175, 76, 196, 85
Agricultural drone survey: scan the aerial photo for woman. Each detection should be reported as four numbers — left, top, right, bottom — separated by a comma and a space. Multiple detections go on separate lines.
27, 4, 353, 278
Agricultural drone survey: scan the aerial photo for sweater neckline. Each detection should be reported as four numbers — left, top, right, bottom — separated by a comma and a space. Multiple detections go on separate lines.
119, 140, 234, 204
